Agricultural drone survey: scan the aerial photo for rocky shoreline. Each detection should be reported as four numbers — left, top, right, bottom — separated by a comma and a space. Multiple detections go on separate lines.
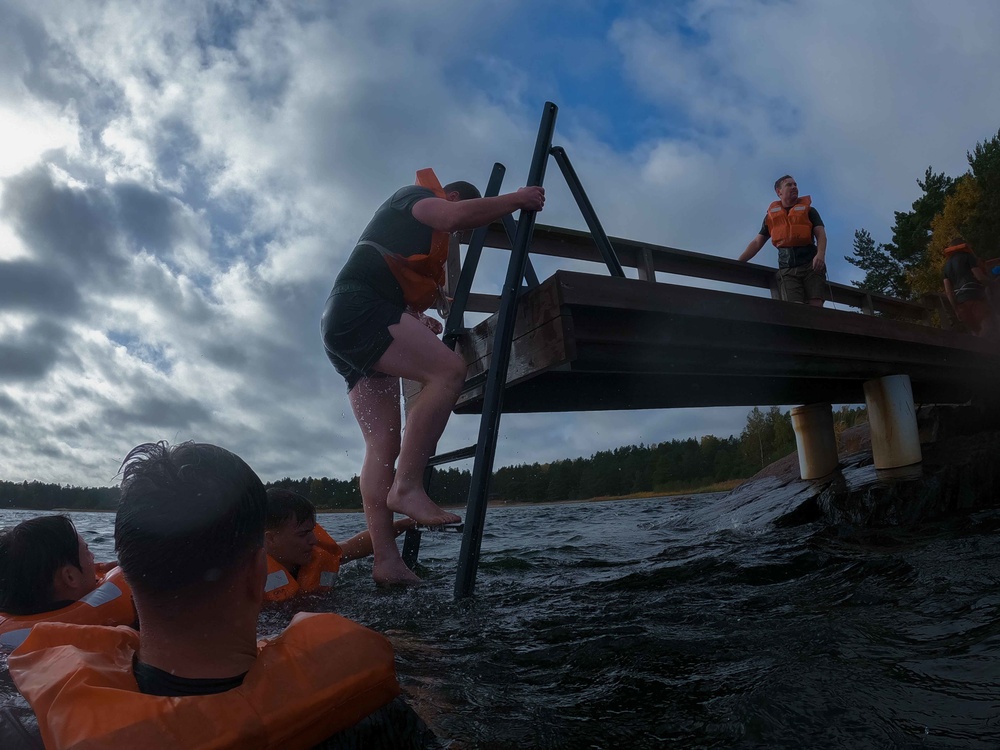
718, 404, 1000, 530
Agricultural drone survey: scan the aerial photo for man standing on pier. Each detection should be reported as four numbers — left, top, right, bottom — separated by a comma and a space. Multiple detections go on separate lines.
321, 171, 544, 585
738, 175, 828, 306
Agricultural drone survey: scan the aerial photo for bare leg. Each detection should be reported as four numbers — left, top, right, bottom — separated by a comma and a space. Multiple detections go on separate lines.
372, 313, 466, 526
349, 374, 421, 586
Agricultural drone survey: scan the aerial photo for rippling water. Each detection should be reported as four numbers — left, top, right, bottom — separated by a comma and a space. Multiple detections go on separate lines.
2, 495, 999, 749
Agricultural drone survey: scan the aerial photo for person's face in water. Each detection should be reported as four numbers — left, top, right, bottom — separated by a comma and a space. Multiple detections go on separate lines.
75, 534, 97, 591
265, 517, 317, 570
54, 532, 98, 602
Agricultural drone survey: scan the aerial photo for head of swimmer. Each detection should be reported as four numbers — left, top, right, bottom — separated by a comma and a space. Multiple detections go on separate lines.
264, 489, 318, 571
115, 441, 269, 612
0, 515, 97, 615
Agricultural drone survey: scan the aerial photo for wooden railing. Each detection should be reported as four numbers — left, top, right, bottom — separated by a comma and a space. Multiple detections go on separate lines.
458, 223, 947, 325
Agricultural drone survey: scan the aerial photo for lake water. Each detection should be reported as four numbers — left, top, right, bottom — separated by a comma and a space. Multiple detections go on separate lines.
2, 495, 999, 749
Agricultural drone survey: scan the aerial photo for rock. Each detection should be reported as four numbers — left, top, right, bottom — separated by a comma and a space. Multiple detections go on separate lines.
722, 405, 1000, 529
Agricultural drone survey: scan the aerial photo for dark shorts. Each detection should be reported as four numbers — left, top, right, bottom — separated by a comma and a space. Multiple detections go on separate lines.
777, 263, 827, 304
955, 298, 991, 333
321, 281, 404, 390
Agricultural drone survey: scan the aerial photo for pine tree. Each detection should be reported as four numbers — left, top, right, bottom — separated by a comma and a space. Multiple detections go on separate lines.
846, 228, 905, 297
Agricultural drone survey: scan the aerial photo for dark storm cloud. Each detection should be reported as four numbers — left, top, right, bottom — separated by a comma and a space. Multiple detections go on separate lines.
0, 391, 21, 414
203, 342, 249, 369
1, 166, 122, 274
0, 260, 82, 315
0, 319, 69, 380
103, 394, 210, 430
2, 168, 205, 304
113, 181, 188, 255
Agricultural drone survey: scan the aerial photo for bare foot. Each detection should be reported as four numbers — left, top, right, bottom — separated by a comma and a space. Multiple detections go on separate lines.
373, 556, 423, 587
387, 485, 462, 526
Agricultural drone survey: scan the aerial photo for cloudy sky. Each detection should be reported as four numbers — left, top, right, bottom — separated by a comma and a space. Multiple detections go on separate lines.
2, 0, 1000, 488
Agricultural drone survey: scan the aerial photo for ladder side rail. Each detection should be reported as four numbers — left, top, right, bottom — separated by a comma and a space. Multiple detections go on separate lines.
444, 163, 508, 349
549, 146, 626, 278
501, 214, 541, 289
454, 101, 558, 599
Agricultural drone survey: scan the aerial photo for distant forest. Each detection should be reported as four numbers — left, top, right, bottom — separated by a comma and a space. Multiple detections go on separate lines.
0, 406, 868, 512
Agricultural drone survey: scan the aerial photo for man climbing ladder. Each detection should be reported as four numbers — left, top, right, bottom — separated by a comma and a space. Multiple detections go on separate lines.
321, 168, 544, 586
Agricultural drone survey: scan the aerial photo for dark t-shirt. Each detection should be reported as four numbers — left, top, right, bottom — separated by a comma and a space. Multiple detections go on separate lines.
758, 206, 824, 268
943, 251, 985, 303
133, 664, 440, 749
333, 185, 437, 303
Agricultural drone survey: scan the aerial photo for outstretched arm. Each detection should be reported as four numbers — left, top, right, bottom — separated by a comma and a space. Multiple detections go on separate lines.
340, 518, 416, 563
411, 187, 545, 233
739, 234, 768, 263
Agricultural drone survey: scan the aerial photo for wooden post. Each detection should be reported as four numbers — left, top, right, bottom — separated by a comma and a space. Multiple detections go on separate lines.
637, 246, 656, 282
864, 374, 922, 469
790, 403, 839, 479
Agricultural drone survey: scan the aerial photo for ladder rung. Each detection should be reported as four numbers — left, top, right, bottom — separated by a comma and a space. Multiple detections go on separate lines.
427, 444, 477, 467
460, 371, 488, 394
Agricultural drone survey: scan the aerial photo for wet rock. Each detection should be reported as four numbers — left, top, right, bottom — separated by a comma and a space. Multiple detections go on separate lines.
724, 405, 1000, 529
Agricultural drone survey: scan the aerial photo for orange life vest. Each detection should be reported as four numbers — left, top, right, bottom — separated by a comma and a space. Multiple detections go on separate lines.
378, 168, 451, 312
944, 242, 971, 256
765, 196, 814, 247
264, 524, 343, 603
0, 565, 136, 650
9, 612, 401, 750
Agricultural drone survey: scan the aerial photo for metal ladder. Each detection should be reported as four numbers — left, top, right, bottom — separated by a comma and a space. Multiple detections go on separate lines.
401, 101, 626, 598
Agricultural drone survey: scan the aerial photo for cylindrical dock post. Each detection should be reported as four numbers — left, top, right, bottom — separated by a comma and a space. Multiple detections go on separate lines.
790, 403, 839, 479
863, 374, 922, 469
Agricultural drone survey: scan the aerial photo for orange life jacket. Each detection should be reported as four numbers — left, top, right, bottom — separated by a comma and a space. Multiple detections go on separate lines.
765, 196, 814, 247
264, 524, 343, 603
944, 242, 971, 256
378, 168, 451, 312
9, 612, 401, 750
0, 565, 136, 650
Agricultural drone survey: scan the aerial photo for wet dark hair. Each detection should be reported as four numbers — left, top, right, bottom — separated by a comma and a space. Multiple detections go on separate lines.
265, 488, 316, 531
115, 441, 267, 597
443, 181, 481, 200
0, 515, 81, 615
774, 175, 794, 192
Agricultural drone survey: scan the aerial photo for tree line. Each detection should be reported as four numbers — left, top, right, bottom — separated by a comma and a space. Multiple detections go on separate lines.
0, 406, 867, 512
847, 128, 1000, 310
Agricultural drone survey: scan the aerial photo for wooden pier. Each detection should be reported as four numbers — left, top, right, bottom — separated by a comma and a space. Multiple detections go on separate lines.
406, 223, 999, 415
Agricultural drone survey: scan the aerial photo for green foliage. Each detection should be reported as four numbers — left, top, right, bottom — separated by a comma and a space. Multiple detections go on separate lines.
0, 481, 120, 511
851, 129, 1000, 302
848, 167, 954, 297
833, 405, 867, 430
738, 406, 796, 471
847, 228, 905, 297
965, 129, 1000, 259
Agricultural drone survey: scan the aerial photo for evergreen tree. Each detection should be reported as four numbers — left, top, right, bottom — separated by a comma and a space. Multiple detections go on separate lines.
846, 228, 905, 297
848, 167, 954, 298
965, 128, 1000, 259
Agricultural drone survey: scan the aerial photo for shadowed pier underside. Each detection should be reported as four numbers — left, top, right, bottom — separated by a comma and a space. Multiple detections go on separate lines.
410, 270, 999, 414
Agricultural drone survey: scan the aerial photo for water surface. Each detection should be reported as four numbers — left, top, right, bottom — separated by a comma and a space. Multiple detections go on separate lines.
2, 496, 998, 748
